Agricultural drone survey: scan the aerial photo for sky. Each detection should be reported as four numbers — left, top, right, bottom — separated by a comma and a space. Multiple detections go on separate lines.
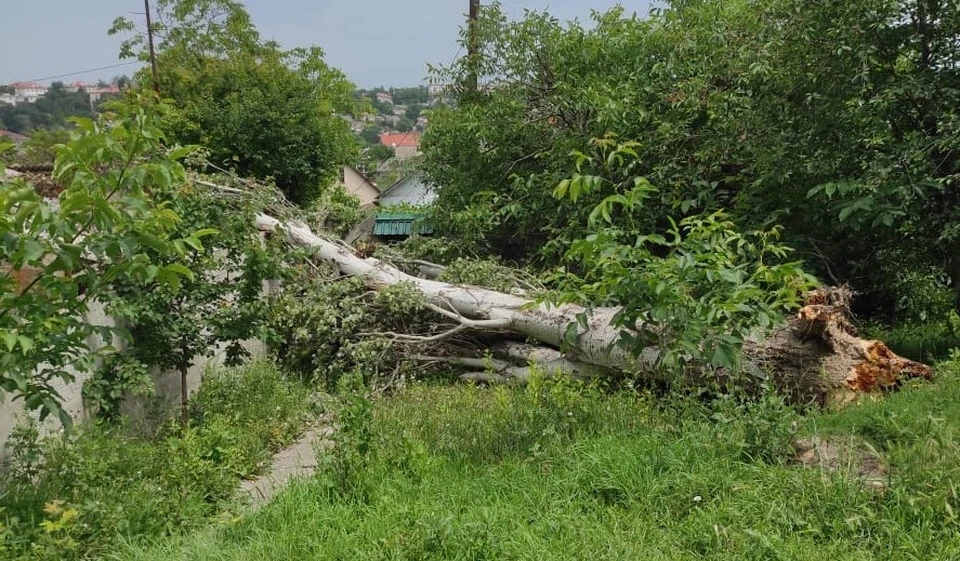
2, 0, 655, 88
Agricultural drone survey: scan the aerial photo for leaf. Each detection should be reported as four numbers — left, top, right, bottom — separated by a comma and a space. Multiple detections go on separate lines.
192, 228, 219, 239
17, 336, 34, 353
2, 332, 17, 352
20, 239, 45, 263
711, 343, 737, 370
163, 263, 195, 281
838, 205, 854, 222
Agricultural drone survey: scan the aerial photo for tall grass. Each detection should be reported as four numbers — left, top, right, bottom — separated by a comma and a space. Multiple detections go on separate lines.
0, 361, 315, 560
121, 362, 960, 560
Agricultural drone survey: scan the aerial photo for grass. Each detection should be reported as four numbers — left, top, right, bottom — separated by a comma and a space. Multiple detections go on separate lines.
0, 361, 315, 560
118, 361, 960, 561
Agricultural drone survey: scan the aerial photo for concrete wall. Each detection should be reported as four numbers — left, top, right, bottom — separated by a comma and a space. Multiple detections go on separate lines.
0, 300, 113, 450
1, 286, 272, 454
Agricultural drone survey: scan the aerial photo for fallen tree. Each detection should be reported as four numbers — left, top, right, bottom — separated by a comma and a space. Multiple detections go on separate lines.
255, 214, 931, 406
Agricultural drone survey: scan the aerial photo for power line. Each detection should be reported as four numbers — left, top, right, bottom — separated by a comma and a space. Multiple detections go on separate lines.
17, 61, 141, 84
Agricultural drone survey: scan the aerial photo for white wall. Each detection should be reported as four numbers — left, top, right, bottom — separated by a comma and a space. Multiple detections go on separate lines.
0, 290, 271, 455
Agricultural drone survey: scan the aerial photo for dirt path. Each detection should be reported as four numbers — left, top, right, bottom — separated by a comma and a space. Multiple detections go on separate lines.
239, 425, 333, 506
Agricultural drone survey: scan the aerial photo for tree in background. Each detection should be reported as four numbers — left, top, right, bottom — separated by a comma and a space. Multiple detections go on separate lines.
0, 82, 94, 133
97, 186, 282, 422
110, 0, 360, 205
422, 0, 960, 323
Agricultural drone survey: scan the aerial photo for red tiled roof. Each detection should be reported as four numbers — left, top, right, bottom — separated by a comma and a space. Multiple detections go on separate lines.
380, 132, 421, 147
0, 130, 29, 143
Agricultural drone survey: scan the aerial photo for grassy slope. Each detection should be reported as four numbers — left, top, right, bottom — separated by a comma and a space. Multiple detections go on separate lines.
121, 364, 960, 561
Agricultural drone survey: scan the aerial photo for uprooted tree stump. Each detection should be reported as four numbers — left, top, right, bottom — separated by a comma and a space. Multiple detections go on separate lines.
254, 213, 931, 407
749, 287, 931, 405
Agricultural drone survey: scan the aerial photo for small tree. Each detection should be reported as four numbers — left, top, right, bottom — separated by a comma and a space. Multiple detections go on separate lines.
100, 185, 282, 422
0, 96, 198, 426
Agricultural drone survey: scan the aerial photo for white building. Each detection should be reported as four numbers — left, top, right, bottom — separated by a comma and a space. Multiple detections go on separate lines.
11, 82, 47, 103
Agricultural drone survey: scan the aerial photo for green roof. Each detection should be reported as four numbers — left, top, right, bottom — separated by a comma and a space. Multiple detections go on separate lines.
374, 213, 433, 237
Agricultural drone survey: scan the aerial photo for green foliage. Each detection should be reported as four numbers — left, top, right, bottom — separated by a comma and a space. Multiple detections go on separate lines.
359, 144, 394, 174
422, 0, 960, 321
94, 185, 282, 419
551, 139, 816, 375
0, 83, 101, 134
306, 185, 369, 239
83, 354, 153, 422
0, 361, 313, 559
861, 313, 960, 364
268, 276, 431, 389
6, 128, 71, 168
110, 0, 360, 205
316, 374, 374, 498
389, 86, 430, 106
121, 364, 960, 560
0, 96, 198, 425
374, 235, 479, 266
438, 257, 541, 294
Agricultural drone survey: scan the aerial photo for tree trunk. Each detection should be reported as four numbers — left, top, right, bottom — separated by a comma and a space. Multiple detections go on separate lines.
256, 215, 931, 405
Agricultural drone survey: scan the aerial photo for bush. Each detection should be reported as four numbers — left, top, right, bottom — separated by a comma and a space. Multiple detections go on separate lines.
0, 361, 313, 559
268, 276, 436, 389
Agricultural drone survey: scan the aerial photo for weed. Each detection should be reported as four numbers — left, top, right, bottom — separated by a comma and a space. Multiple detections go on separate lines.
0, 361, 314, 559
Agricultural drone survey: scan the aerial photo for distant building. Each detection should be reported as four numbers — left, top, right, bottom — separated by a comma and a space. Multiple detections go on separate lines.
65, 82, 121, 103
379, 131, 421, 160
376, 114, 401, 127
8, 82, 47, 104
375, 91, 393, 104
373, 173, 437, 239
0, 129, 29, 144
377, 173, 436, 207
339, 166, 380, 207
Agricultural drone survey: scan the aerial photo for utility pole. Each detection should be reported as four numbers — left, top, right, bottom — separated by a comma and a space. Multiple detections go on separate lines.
467, 0, 480, 95
144, 0, 160, 93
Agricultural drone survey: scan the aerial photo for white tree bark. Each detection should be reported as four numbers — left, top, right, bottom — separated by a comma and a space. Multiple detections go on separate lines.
256, 214, 932, 405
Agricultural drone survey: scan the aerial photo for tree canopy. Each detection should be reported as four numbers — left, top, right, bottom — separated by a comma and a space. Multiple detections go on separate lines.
0, 83, 97, 133
111, 0, 360, 205
422, 0, 960, 320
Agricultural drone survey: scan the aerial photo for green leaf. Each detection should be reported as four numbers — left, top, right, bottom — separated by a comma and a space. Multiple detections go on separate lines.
838, 205, 854, 222
163, 263, 195, 281
17, 336, 34, 353
2, 332, 17, 352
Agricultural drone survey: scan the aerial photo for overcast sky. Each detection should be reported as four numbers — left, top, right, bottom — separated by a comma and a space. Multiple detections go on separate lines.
2, 0, 655, 88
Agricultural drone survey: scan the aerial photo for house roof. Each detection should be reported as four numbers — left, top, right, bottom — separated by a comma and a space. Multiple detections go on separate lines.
373, 213, 433, 237
377, 173, 437, 207
379, 132, 421, 148
343, 165, 379, 191
0, 129, 29, 143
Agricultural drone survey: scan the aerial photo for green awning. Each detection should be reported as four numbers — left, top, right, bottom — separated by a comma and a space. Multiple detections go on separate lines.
374, 213, 433, 236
